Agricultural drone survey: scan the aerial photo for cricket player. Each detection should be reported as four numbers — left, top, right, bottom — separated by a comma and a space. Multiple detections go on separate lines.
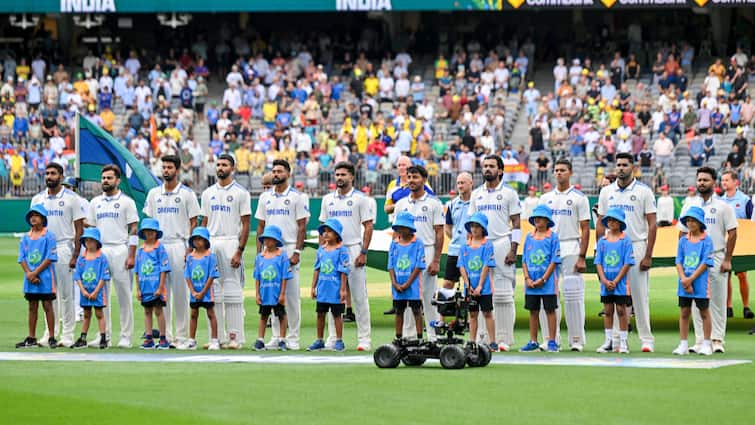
596, 152, 657, 352
255, 159, 309, 350
443, 172, 473, 291
719, 171, 753, 319
31, 163, 84, 348
200, 154, 251, 349
393, 165, 444, 341
469, 155, 521, 350
86, 164, 139, 348
143, 155, 200, 348
538, 159, 590, 351
62, 176, 89, 322
319, 162, 374, 351
678, 167, 737, 353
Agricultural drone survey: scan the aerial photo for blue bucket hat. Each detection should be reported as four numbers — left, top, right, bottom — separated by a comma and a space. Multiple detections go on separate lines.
680, 206, 707, 231
601, 207, 627, 231
318, 218, 344, 242
189, 227, 211, 249
138, 218, 163, 240
26, 204, 48, 227
391, 211, 416, 233
258, 225, 284, 247
528, 205, 555, 228
80, 227, 102, 249
464, 212, 489, 236
62, 176, 78, 188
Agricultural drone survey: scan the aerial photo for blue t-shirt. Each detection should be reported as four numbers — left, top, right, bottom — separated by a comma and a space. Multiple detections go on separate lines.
594, 234, 635, 296
676, 234, 715, 299
135, 242, 171, 302
388, 237, 426, 301
445, 197, 471, 256
314, 245, 350, 304
458, 239, 496, 295
523, 230, 561, 295
253, 250, 293, 306
73, 252, 110, 307
184, 252, 220, 303
18, 229, 58, 295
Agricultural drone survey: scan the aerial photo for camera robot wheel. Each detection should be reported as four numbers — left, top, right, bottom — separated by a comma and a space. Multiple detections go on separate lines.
374, 344, 401, 368
439, 345, 466, 369
401, 354, 426, 367
466, 344, 492, 368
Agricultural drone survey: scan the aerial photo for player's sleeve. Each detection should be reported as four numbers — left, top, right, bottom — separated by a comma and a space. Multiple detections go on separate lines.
596, 188, 608, 216
552, 234, 561, 264
134, 252, 142, 277
73, 259, 82, 281
457, 246, 467, 271
71, 194, 85, 221
431, 199, 444, 225
46, 232, 58, 262
313, 249, 321, 271
578, 195, 591, 222
594, 239, 603, 266
87, 199, 97, 226
239, 189, 252, 217
508, 190, 521, 215
253, 255, 261, 280
142, 190, 154, 217
415, 241, 427, 270
643, 186, 657, 214
201, 191, 211, 219
388, 242, 397, 270
485, 241, 496, 268
185, 189, 201, 219
158, 246, 171, 272
723, 204, 738, 231
445, 201, 453, 225
703, 237, 715, 267
623, 238, 636, 266
184, 257, 193, 280
337, 247, 351, 274
125, 198, 138, 224
101, 256, 111, 281
295, 192, 310, 220
468, 191, 477, 214
360, 195, 376, 223
17, 237, 26, 264
318, 194, 328, 223
209, 254, 220, 279
675, 238, 684, 266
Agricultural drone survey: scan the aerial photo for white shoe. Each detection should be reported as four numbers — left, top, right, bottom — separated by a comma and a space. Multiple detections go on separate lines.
672, 344, 688, 355
286, 341, 300, 351
712, 341, 725, 353
177, 339, 197, 350
640, 343, 654, 353
596, 342, 612, 353
356, 343, 371, 352
570, 343, 584, 352
688, 344, 700, 354
38, 337, 49, 347
59, 339, 74, 348
117, 338, 132, 349
699, 344, 713, 356
264, 338, 279, 349
618, 342, 630, 354
207, 341, 220, 351
227, 339, 241, 350
497, 342, 510, 352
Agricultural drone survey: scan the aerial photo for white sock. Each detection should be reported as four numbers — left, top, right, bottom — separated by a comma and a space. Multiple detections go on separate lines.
619, 331, 628, 342
678, 340, 689, 349
702, 339, 712, 347
211, 338, 218, 343
604, 329, 612, 343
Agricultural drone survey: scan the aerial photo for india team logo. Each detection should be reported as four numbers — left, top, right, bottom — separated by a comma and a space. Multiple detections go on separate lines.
82, 268, 97, 283
528, 249, 546, 266
28, 249, 42, 266
141, 259, 155, 275
468, 256, 483, 272
261, 265, 277, 281
191, 265, 205, 281
321, 259, 335, 274
396, 254, 411, 271
684, 252, 700, 268
605, 250, 620, 267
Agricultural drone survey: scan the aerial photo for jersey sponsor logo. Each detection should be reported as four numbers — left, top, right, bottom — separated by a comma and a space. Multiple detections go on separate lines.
320, 258, 335, 274
528, 249, 547, 266
82, 268, 97, 283
267, 208, 290, 216
397, 254, 411, 271
28, 249, 43, 266
157, 207, 179, 214
551, 209, 573, 216
477, 204, 502, 212
191, 265, 205, 281
96, 212, 120, 219
605, 250, 620, 267
141, 259, 155, 275
260, 265, 278, 282
211, 204, 231, 213
413, 215, 429, 223
328, 210, 353, 217
468, 255, 483, 271
609, 204, 635, 212
683, 252, 700, 268
705, 217, 716, 225
47, 209, 65, 217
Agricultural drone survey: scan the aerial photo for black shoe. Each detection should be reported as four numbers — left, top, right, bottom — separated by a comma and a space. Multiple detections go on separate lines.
744, 307, 754, 319
73, 337, 88, 349
727, 307, 734, 318
749, 327, 755, 335
99, 336, 108, 350
48, 338, 58, 349
15, 337, 37, 349
628, 323, 633, 333
598, 309, 606, 317
384, 307, 396, 315
343, 312, 356, 322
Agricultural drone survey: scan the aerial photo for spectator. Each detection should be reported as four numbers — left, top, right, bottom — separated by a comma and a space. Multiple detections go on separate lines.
656, 185, 674, 227
653, 132, 674, 168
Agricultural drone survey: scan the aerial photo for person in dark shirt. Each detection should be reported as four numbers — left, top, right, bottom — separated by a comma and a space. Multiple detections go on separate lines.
529, 123, 544, 152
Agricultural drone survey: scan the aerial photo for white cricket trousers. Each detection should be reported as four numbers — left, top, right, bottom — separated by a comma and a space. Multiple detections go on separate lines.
491, 237, 516, 347
327, 243, 372, 347
163, 241, 189, 343
402, 245, 438, 341
101, 244, 133, 343
271, 243, 301, 348
693, 251, 727, 343
209, 237, 245, 344
613, 240, 654, 346
48, 243, 75, 343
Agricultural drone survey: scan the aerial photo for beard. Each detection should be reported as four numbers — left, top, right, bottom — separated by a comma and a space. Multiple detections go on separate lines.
102, 183, 115, 192
483, 173, 498, 182
216, 170, 229, 180
336, 180, 347, 188
272, 176, 285, 185
697, 185, 712, 195
45, 179, 60, 189
163, 173, 176, 182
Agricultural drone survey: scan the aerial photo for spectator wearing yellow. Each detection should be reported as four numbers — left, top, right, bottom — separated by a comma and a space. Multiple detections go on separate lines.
434, 55, 448, 80
100, 106, 115, 134
608, 101, 622, 132
363, 74, 379, 97
262, 98, 277, 127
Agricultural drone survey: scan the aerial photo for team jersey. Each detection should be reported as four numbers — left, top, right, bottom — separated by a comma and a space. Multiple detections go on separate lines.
73, 252, 110, 307
721, 190, 752, 219
201, 180, 252, 238
143, 183, 201, 242
676, 233, 714, 299
445, 196, 471, 256
314, 245, 350, 304
87, 191, 139, 246
539, 185, 590, 256
394, 192, 444, 246
319, 188, 375, 246
597, 179, 657, 242
458, 239, 496, 295
255, 185, 310, 245
388, 236, 426, 301
468, 181, 522, 240
677, 196, 737, 252
31, 188, 85, 244
135, 242, 171, 302
522, 230, 561, 295
18, 229, 58, 294
594, 233, 635, 297
184, 252, 220, 303
253, 250, 293, 305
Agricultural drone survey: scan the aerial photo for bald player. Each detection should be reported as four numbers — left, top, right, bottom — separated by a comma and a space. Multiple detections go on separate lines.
469, 155, 521, 350
319, 162, 375, 351
538, 159, 590, 351
444, 172, 474, 290
255, 159, 309, 350
86, 164, 139, 348
143, 155, 201, 348
200, 154, 251, 349
596, 152, 657, 352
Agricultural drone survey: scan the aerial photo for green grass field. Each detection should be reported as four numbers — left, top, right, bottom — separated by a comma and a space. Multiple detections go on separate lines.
1, 235, 754, 424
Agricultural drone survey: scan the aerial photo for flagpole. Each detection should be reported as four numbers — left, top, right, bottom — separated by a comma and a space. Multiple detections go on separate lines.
74, 111, 81, 180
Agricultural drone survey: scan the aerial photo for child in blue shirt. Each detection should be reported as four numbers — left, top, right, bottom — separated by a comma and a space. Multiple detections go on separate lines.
72, 228, 110, 349
673, 207, 714, 356
135, 218, 171, 350
594, 207, 635, 354
253, 225, 292, 351
16, 204, 58, 349
308, 219, 350, 352
520, 205, 561, 352
458, 212, 497, 352
388, 211, 426, 342
183, 227, 220, 351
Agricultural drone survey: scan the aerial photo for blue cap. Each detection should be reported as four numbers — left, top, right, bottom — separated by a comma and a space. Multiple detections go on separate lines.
601, 207, 627, 231
62, 177, 78, 188
528, 205, 555, 228
26, 204, 48, 227
464, 212, 489, 236
138, 218, 163, 240
391, 211, 416, 233
258, 225, 284, 247
189, 227, 211, 249
318, 218, 344, 242
80, 227, 102, 249
680, 206, 707, 231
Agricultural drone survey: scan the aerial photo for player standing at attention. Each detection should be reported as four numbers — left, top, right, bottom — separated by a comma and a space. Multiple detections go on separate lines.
62, 176, 89, 323
443, 172, 473, 290
388, 212, 426, 342
183, 227, 220, 351
200, 154, 251, 349
72, 228, 110, 349
253, 225, 292, 351
134, 218, 171, 350
719, 171, 754, 319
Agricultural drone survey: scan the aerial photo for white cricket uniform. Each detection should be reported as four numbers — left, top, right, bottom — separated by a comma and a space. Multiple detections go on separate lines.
394, 192, 445, 341
201, 180, 251, 344
143, 183, 200, 343
87, 191, 138, 343
678, 196, 738, 343
320, 188, 375, 348
598, 178, 657, 347
255, 185, 310, 348
539, 185, 591, 347
31, 188, 84, 344
469, 181, 521, 346
74, 194, 89, 319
